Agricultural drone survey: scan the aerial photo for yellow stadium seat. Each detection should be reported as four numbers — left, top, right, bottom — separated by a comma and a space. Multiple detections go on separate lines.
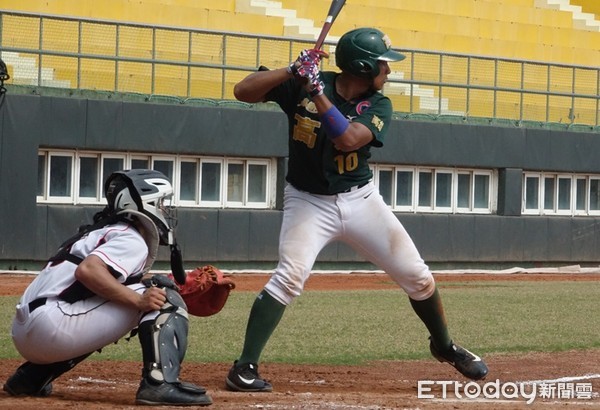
1, 0, 597, 123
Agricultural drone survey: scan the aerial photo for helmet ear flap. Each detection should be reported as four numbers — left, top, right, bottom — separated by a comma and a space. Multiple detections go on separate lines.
348, 59, 379, 78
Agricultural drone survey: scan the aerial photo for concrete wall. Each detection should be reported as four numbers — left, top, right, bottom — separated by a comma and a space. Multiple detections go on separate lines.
2, 92, 600, 269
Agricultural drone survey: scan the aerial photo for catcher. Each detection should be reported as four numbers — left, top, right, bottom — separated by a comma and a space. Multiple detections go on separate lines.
3, 169, 212, 406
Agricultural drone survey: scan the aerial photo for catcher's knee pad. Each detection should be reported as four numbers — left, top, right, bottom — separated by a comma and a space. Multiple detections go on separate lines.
139, 277, 189, 384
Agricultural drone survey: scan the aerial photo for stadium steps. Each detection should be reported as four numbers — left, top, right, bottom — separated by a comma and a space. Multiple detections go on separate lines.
535, 0, 600, 31
569, 0, 600, 18
1, 1, 596, 123
0, 0, 286, 35
0, 51, 72, 88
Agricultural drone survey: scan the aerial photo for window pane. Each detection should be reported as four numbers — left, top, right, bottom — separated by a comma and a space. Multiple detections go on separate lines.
418, 171, 432, 207
132, 158, 149, 169
227, 163, 244, 202
102, 158, 124, 187
49, 156, 72, 197
37, 154, 46, 197
378, 170, 393, 206
154, 160, 174, 181
457, 174, 471, 208
180, 162, 198, 201
525, 177, 539, 209
590, 179, 600, 211
435, 173, 452, 208
396, 170, 413, 206
201, 162, 221, 202
248, 164, 267, 203
544, 177, 555, 210
557, 178, 571, 210
576, 178, 587, 211
474, 174, 490, 208
79, 157, 98, 198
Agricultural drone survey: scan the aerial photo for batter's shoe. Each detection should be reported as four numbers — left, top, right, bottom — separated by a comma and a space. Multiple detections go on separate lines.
135, 378, 212, 406
429, 337, 488, 380
225, 360, 273, 392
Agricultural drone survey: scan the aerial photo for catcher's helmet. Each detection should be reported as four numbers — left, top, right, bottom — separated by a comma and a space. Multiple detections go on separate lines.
0, 58, 9, 95
336, 27, 405, 78
105, 169, 175, 246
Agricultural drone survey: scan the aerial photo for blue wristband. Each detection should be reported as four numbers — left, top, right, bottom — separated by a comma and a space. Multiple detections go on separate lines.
320, 106, 349, 140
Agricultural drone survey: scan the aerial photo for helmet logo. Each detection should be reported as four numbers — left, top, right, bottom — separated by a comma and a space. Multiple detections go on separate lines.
382, 34, 393, 50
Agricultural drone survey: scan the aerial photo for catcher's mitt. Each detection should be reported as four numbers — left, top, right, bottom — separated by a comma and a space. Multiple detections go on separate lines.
173, 265, 235, 317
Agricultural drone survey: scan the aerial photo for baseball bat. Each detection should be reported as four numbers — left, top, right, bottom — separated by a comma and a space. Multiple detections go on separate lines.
314, 0, 346, 51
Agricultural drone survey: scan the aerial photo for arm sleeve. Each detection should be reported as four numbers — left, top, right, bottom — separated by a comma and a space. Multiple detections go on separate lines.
352, 96, 394, 148
91, 228, 148, 281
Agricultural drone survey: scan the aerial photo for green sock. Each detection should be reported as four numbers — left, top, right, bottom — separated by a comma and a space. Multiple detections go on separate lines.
238, 290, 286, 365
409, 287, 452, 350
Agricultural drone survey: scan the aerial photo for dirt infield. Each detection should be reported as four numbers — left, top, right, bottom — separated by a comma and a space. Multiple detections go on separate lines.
1, 272, 599, 409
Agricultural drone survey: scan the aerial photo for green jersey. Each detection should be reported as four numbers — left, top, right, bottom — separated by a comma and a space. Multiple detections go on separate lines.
266, 71, 394, 195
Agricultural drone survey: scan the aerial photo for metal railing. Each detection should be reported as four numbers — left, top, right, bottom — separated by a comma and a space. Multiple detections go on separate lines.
1, 10, 598, 128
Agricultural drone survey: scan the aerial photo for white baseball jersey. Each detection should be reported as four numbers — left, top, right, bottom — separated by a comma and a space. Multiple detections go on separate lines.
11, 222, 156, 364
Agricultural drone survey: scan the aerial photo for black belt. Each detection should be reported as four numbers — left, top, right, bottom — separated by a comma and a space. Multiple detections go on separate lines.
28, 297, 47, 313
341, 181, 369, 193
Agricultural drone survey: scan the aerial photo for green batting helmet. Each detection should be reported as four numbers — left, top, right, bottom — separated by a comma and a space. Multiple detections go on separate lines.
335, 28, 405, 78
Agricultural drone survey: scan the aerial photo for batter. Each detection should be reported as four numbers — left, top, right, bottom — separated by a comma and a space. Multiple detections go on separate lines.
225, 27, 489, 392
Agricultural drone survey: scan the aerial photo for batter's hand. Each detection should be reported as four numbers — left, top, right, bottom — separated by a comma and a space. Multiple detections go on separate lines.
287, 49, 325, 79
140, 286, 167, 312
304, 63, 324, 97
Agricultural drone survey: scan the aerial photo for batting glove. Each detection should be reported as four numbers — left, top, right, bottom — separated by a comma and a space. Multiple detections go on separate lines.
287, 49, 324, 79
304, 63, 324, 97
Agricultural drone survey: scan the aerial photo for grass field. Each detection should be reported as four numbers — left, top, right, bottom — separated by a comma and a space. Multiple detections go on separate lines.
1, 279, 598, 365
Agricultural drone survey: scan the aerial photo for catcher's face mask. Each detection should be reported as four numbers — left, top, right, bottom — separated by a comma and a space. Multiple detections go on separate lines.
157, 195, 177, 245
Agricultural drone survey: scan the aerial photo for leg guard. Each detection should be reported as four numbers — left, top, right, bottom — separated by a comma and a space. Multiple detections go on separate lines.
136, 278, 211, 406
139, 285, 189, 384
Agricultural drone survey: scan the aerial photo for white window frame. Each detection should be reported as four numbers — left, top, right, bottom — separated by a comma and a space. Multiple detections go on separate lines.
46, 151, 75, 204
177, 157, 199, 206
76, 152, 102, 204
225, 159, 246, 208
199, 158, 225, 208
100, 154, 127, 201
522, 172, 600, 216
433, 169, 453, 213
151, 156, 176, 187
374, 166, 395, 207
37, 152, 48, 201
130, 155, 151, 170
555, 174, 574, 216
38, 150, 277, 209
371, 164, 495, 214
245, 159, 271, 209
574, 176, 588, 215
523, 173, 541, 215
473, 171, 494, 212
416, 168, 435, 212
588, 176, 600, 216
395, 167, 416, 212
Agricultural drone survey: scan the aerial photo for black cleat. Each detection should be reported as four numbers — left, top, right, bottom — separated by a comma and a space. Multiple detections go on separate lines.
225, 361, 272, 392
135, 378, 212, 406
3, 366, 53, 397
429, 337, 489, 380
